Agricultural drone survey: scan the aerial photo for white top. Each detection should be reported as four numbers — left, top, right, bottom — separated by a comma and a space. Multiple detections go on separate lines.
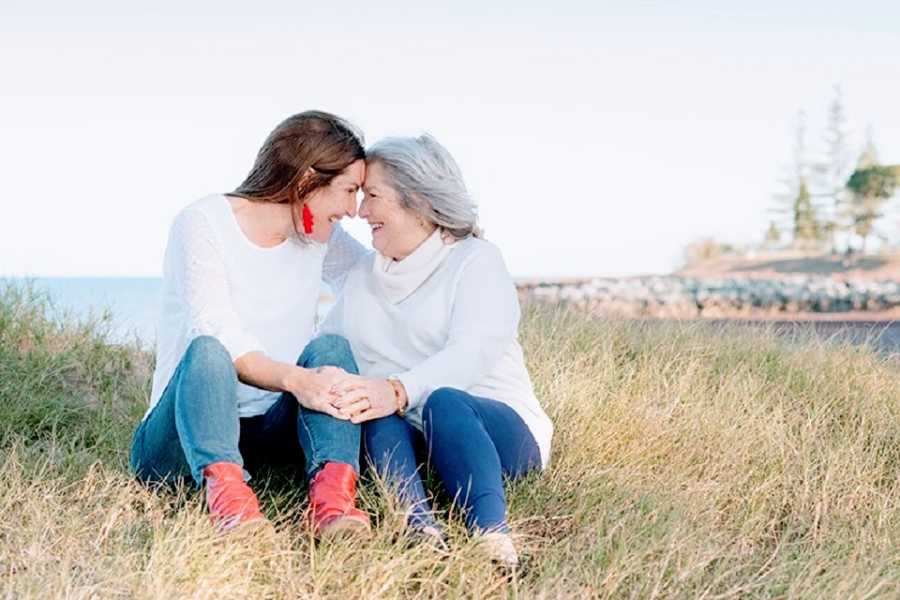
321, 230, 554, 467
147, 194, 367, 419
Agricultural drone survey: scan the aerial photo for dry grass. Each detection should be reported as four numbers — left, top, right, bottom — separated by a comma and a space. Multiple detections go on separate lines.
1, 283, 899, 598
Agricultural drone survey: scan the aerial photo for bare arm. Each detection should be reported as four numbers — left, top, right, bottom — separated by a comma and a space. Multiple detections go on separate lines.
235, 351, 349, 420
234, 351, 297, 393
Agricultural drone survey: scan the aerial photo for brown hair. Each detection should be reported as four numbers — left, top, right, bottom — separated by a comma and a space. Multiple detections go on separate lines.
230, 110, 365, 239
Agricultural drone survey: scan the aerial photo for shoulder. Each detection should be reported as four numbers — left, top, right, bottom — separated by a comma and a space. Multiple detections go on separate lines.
440, 237, 512, 291
450, 236, 506, 271
326, 221, 351, 243
171, 195, 228, 234
344, 249, 376, 282
165, 196, 232, 254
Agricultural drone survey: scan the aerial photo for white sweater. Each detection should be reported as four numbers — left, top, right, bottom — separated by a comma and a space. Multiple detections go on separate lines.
321, 231, 554, 467
147, 194, 366, 419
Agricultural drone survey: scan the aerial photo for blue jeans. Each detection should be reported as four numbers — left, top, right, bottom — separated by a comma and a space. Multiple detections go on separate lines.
363, 387, 542, 532
130, 334, 361, 486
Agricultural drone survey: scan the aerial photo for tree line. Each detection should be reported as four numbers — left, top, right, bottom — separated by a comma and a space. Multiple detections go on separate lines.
767, 85, 898, 255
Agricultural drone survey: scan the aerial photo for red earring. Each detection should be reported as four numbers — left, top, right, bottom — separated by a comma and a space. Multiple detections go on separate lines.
302, 204, 314, 234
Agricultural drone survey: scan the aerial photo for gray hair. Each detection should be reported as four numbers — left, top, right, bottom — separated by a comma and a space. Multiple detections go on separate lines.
366, 134, 481, 239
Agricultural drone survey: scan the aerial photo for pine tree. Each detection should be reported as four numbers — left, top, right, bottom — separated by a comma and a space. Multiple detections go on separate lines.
846, 128, 898, 253
771, 110, 822, 249
815, 84, 852, 253
846, 164, 897, 254
793, 177, 821, 246
857, 125, 879, 169
764, 220, 781, 247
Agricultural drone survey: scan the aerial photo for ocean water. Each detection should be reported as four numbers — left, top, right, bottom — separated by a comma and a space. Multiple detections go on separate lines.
7, 278, 163, 346
5, 278, 334, 349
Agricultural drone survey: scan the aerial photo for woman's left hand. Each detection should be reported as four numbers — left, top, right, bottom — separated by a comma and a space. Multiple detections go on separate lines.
330, 376, 396, 423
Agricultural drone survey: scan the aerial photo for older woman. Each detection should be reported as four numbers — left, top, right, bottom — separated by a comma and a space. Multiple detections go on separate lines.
130, 111, 371, 537
321, 134, 553, 566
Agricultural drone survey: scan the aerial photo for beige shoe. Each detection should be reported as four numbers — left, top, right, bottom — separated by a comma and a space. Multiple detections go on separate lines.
408, 524, 449, 551
477, 531, 519, 568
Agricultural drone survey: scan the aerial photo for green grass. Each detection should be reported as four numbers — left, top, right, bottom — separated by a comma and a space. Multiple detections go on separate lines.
1, 282, 899, 598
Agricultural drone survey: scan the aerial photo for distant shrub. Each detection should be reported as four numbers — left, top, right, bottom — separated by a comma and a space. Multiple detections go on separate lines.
683, 237, 745, 267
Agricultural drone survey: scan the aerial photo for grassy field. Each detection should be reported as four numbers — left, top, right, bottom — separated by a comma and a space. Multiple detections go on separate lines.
1, 283, 900, 599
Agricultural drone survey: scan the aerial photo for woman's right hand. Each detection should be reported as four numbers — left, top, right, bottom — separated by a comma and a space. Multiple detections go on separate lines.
281, 366, 350, 420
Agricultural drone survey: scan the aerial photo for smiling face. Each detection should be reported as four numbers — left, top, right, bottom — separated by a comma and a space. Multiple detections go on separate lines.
360, 161, 436, 260
302, 159, 366, 243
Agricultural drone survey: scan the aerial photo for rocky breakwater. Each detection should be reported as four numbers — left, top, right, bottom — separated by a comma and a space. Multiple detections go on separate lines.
516, 276, 900, 319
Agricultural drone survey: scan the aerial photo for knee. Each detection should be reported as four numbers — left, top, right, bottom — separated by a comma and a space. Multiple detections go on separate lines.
183, 336, 236, 380
301, 334, 357, 372
363, 417, 415, 469
423, 387, 471, 433
364, 416, 407, 452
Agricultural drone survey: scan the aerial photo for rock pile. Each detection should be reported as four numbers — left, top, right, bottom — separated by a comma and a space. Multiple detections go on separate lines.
517, 277, 900, 318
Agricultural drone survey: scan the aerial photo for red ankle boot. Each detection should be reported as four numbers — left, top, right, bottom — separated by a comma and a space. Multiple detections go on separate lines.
308, 462, 371, 538
202, 462, 266, 534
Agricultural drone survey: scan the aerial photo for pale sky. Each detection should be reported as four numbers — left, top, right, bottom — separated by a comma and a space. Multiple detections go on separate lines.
2, 1, 899, 278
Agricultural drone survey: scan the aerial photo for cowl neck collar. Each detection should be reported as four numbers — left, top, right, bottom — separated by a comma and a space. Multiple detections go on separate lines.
372, 229, 455, 304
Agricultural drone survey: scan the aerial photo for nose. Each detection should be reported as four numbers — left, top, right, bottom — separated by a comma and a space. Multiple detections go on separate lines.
343, 190, 360, 218
358, 195, 370, 219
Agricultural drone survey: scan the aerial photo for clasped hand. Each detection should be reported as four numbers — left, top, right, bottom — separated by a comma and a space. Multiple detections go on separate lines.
283, 366, 396, 424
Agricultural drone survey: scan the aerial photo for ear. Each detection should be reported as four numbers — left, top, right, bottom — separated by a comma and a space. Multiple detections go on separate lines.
296, 168, 321, 198
298, 167, 317, 187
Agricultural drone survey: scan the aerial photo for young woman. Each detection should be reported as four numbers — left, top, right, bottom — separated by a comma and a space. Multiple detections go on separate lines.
130, 111, 371, 537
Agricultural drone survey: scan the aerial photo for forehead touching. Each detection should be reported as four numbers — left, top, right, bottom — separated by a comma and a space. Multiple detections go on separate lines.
333, 160, 365, 188
363, 161, 391, 193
